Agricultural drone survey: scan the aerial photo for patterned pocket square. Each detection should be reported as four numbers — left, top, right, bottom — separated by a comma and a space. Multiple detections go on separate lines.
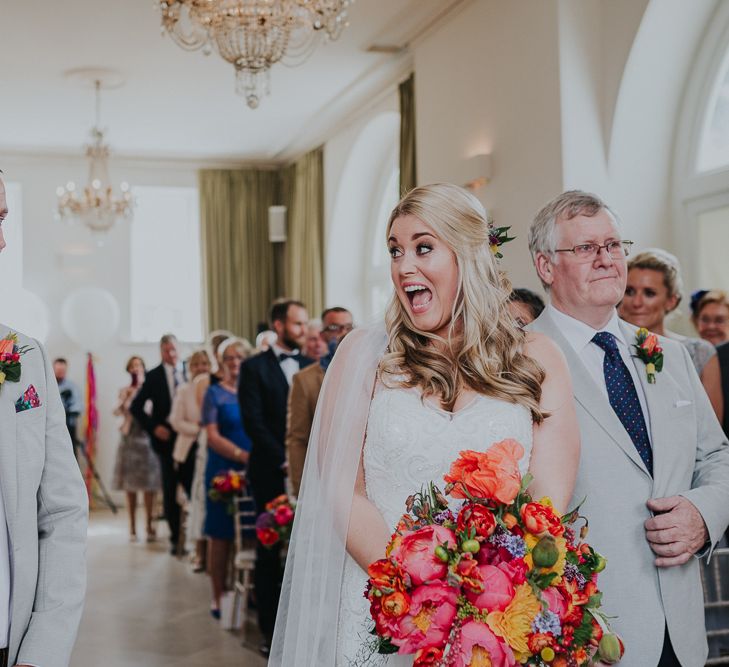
15, 384, 41, 413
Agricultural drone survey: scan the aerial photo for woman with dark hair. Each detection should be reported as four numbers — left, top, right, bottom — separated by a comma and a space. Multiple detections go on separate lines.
112, 356, 162, 542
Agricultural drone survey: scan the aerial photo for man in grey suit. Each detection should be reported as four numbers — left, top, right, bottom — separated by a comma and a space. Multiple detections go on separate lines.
0, 172, 88, 667
527, 190, 729, 666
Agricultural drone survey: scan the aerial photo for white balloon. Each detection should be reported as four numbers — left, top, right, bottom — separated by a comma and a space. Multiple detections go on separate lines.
60, 287, 120, 351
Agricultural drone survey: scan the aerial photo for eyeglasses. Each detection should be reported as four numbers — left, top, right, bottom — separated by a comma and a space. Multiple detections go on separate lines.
323, 323, 354, 333
698, 316, 729, 327
554, 240, 633, 261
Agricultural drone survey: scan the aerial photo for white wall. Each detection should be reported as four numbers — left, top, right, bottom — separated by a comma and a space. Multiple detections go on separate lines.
412, 0, 564, 291
0, 153, 205, 504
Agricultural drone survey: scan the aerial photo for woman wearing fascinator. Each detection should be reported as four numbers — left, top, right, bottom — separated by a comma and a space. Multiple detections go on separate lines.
270, 183, 581, 665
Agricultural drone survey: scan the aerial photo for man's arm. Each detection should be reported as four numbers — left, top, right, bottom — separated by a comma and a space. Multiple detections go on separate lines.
645, 344, 729, 565
129, 373, 157, 437
286, 372, 313, 497
238, 360, 286, 469
16, 341, 88, 667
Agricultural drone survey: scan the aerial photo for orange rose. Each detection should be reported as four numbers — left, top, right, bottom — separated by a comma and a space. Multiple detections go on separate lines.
368, 559, 405, 592
641, 333, 659, 356
381, 590, 410, 618
444, 440, 525, 504
520, 502, 564, 537
0, 340, 12, 356
457, 503, 497, 539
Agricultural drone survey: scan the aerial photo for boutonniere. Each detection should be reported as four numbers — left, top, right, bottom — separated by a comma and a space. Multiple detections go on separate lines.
633, 327, 663, 384
0, 332, 32, 390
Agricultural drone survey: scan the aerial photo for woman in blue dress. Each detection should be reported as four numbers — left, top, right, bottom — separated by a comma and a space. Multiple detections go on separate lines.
202, 337, 253, 618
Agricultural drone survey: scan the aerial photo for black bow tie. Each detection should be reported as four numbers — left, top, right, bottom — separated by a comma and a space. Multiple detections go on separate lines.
278, 352, 300, 363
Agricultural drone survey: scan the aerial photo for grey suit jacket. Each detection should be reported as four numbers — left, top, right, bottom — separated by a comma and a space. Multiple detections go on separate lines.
529, 309, 729, 666
0, 325, 88, 666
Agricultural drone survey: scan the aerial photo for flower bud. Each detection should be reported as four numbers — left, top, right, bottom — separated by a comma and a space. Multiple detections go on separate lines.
532, 536, 559, 568
434, 545, 449, 562
540, 647, 555, 662
594, 553, 607, 573
597, 633, 624, 663
461, 539, 480, 554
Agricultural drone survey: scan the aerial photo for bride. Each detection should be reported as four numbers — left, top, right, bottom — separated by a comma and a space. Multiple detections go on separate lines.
270, 183, 580, 665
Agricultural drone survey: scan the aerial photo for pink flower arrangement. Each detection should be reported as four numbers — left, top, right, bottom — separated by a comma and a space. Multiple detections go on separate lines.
363, 444, 623, 666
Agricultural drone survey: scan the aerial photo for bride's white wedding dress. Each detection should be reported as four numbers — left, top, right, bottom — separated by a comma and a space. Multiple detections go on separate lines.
335, 382, 533, 666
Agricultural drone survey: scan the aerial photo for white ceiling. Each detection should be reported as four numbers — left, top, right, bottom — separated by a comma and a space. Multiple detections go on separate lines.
0, 0, 464, 162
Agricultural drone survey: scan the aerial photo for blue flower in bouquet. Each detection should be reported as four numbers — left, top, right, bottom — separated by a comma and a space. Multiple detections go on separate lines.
532, 610, 562, 636
490, 528, 526, 558
564, 562, 587, 588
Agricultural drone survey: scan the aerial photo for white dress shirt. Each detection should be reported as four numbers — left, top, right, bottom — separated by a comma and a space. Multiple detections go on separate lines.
163, 362, 183, 401
272, 343, 300, 386
546, 304, 652, 440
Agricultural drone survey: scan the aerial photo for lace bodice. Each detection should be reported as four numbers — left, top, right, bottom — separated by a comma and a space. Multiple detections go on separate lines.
336, 384, 533, 665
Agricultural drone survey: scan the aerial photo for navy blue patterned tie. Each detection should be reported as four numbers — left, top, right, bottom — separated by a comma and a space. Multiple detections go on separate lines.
591, 332, 653, 474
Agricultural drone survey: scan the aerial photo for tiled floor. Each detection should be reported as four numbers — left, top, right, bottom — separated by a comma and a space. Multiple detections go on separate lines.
71, 509, 267, 667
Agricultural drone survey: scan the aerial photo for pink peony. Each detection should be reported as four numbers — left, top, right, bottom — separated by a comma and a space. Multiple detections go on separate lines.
541, 586, 568, 621
452, 621, 516, 667
465, 564, 515, 612
392, 582, 458, 654
273, 505, 294, 526
392, 525, 456, 586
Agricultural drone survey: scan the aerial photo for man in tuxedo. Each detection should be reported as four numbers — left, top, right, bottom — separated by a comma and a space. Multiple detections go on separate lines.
238, 299, 312, 653
130, 333, 185, 555
286, 306, 353, 496
527, 190, 729, 667
0, 171, 88, 667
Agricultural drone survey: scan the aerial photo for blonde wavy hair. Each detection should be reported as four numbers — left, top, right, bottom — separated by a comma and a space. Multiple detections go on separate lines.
379, 183, 546, 422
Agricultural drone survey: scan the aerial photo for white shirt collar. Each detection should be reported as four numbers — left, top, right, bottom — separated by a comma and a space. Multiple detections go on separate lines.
546, 304, 627, 355
272, 343, 299, 358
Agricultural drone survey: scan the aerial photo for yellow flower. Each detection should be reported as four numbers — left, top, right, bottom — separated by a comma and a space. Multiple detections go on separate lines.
486, 583, 541, 654
0, 371, 5, 384
524, 534, 567, 583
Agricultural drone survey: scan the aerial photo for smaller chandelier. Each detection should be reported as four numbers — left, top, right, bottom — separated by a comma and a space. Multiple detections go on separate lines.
56, 77, 133, 237
159, 0, 353, 109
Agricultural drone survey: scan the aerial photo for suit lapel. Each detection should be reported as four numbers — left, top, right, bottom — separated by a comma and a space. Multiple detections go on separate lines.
264, 348, 289, 391
533, 312, 652, 478
0, 327, 20, 547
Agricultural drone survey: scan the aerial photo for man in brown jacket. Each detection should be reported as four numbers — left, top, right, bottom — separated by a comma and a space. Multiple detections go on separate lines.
286, 307, 353, 496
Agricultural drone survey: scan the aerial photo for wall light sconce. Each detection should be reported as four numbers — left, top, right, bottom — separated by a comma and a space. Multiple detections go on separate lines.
462, 153, 493, 191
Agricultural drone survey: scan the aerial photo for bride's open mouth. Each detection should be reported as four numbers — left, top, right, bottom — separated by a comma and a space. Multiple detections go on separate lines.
404, 284, 433, 313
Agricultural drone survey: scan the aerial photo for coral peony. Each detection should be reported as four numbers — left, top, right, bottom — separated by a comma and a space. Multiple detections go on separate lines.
392, 583, 458, 654
444, 440, 524, 504
452, 620, 516, 667
457, 503, 497, 539
465, 564, 515, 612
392, 525, 456, 586
414, 646, 445, 666
520, 502, 564, 537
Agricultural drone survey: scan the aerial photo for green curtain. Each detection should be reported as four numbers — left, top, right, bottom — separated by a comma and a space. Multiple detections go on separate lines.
199, 169, 280, 342
399, 73, 417, 195
199, 149, 325, 341
284, 148, 325, 319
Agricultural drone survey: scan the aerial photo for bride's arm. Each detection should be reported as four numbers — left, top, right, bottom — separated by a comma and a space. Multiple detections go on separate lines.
346, 453, 391, 571
524, 332, 580, 513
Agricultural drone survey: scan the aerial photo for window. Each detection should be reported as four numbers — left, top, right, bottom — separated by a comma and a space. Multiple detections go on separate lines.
130, 186, 203, 342
698, 46, 729, 172
0, 182, 23, 290
697, 204, 729, 287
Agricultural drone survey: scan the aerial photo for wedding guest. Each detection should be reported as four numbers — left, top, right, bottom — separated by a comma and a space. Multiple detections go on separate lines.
507, 287, 545, 326
619, 249, 719, 375
528, 189, 729, 666
112, 356, 161, 542
187, 336, 232, 572
239, 299, 313, 654
303, 320, 326, 361
286, 306, 353, 496
131, 333, 186, 555
170, 350, 211, 498
693, 290, 729, 346
255, 329, 277, 354
202, 338, 253, 618
54, 357, 83, 452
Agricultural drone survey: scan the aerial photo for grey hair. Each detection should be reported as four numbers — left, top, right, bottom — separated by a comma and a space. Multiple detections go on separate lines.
627, 248, 684, 310
528, 190, 620, 288
159, 333, 178, 346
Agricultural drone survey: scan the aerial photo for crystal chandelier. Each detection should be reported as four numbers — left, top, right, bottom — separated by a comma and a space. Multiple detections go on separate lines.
56, 79, 133, 236
159, 0, 353, 108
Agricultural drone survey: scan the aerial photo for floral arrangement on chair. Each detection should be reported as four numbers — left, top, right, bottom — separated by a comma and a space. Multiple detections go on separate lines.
256, 494, 296, 548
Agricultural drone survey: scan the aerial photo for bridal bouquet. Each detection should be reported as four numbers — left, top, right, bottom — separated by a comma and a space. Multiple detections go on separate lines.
364, 440, 623, 666
256, 494, 295, 548
208, 469, 245, 514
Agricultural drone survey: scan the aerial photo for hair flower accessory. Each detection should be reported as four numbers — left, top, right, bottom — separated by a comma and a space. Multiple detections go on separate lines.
487, 219, 515, 259
0, 332, 32, 390
633, 328, 663, 384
